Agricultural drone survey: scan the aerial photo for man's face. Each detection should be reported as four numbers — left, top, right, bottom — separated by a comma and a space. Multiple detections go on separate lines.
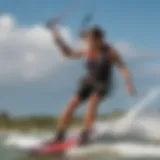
84, 34, 102, 49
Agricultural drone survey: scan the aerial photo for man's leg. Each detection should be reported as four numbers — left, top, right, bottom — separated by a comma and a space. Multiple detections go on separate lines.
80, 93, 100, 144
84, 93, 100, 130
54, 96, 81, 142
54, 77, 93, 142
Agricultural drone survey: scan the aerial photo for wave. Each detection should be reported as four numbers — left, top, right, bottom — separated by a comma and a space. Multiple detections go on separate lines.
4, 134, 160, 158
3, 87, 160, 158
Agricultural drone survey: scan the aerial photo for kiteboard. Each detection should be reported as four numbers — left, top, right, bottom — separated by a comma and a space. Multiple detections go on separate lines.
27, 137, 80, 156
4, 122, 112, 156
23, 128, 103, 156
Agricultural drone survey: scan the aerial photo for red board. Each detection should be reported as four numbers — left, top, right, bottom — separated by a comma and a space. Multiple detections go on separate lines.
29, 138, 79, 156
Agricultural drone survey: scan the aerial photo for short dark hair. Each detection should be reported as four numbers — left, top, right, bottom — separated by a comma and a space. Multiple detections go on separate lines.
80, 25, 105, 39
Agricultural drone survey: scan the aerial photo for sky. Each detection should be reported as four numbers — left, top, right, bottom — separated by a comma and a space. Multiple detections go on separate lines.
0, 0, 159, 116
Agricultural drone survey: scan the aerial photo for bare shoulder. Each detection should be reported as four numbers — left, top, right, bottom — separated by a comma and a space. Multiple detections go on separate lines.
106, 43, 125, 67
104, 43, 119, 62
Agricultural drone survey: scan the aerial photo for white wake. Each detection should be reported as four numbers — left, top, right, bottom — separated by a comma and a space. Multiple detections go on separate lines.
4, 87, 160, 158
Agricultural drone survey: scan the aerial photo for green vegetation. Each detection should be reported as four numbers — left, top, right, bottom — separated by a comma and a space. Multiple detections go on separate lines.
0, 109, 125, 132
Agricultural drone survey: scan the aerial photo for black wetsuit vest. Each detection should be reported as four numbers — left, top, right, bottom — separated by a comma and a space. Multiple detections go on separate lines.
85, 46, 112, 83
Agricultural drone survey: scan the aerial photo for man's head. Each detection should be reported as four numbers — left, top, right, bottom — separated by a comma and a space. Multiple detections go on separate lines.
80, 25, 105, 49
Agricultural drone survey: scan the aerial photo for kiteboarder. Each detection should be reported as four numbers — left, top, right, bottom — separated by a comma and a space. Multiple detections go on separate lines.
51, 25, 136, 145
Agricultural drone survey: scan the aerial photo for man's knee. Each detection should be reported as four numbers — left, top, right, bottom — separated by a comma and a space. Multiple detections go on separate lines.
89, 93, 100, 102
68, 96, 81, 110
86, 93, 100, 110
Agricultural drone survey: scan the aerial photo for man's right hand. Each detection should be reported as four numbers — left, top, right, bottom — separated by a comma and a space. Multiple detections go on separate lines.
126, 81, 136, 96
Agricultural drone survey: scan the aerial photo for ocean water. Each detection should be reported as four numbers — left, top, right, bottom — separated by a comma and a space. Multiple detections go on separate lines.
1, 88, 160, 160
2, 115, 160, 160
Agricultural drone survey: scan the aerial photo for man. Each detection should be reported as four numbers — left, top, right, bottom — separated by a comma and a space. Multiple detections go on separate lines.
51, 25, 135, 145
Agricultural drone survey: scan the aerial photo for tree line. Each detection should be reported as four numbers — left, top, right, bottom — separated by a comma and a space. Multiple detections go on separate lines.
0, 109, 125, 131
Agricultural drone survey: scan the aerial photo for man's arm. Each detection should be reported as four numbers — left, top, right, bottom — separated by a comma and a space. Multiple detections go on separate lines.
53, 28, 82, 58
110, 47, 136, 95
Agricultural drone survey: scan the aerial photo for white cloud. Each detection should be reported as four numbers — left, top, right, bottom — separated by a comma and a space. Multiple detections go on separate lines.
115, 41, 160, 62
114, 41, 160, 80
114, 41, 143, 61
0, 14, 158, 84
115, 41, 134, 56
0, 14, 72, 82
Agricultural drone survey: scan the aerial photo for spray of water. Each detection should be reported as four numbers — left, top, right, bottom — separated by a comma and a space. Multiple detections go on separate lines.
113, 87, 160, 135
4, 87, 160, 157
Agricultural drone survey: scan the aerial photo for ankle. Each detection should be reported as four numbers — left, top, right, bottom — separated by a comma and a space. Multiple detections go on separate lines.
80, 129, 89, 141
55, 129, 66, 141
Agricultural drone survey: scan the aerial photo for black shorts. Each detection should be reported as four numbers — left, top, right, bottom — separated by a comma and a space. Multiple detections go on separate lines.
76, 76, 111, 101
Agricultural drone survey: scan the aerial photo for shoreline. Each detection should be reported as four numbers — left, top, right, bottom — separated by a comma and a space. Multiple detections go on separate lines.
0, 124, 83, 134
0, 110, 124, 133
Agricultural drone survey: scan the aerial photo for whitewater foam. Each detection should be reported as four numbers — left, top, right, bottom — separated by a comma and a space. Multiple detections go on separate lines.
112, 88, 160, 135
4, 87, 160, 158
5, 135, 160, 158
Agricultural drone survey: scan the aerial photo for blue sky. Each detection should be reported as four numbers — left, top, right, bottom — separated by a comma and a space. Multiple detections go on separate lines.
1, 0, 160, 48
0, 0, 159, 116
